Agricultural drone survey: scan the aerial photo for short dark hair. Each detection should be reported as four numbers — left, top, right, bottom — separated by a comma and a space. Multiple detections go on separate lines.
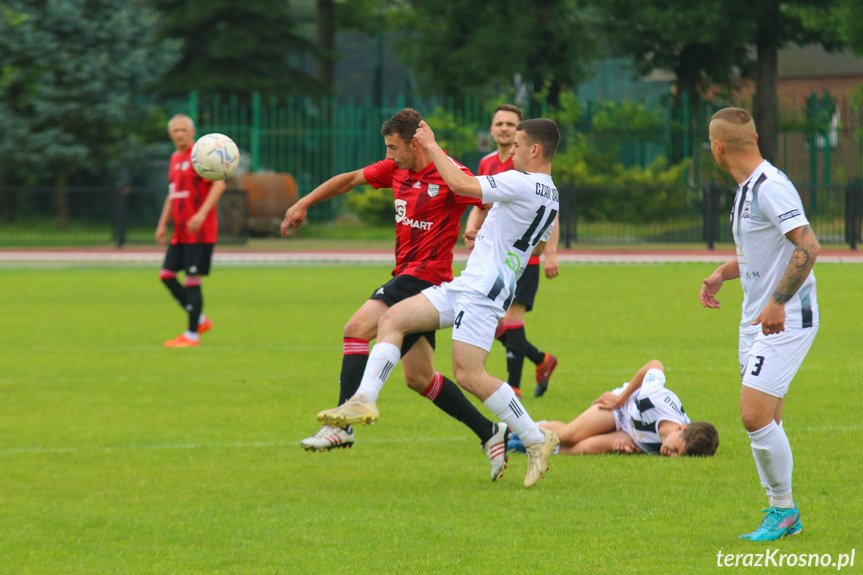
711, 107, 753, 126
682, 421, 719, 457
494, 104, 524, 121
381, 108, 423, 144
517, 118, 560, 161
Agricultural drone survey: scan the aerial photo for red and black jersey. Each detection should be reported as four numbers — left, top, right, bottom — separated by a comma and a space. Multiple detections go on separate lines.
477, 151, 513, 176
167, 147, 218, 245
363, 157, 482, 285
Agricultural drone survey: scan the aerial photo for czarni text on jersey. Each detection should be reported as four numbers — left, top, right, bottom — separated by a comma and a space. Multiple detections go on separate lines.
535, 183, 559, 201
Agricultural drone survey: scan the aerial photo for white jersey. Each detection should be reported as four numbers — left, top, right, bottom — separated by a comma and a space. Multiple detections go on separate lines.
613, 369, 690, 454
731, 160, 819, 333
459, 171, 559, 309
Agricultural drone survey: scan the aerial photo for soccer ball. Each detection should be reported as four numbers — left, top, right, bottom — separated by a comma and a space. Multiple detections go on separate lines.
191, 133, 240, 180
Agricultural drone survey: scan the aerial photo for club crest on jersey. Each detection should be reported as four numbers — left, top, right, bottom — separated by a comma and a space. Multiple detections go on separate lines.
181, 161, 190, 171
427, 184, 439, 197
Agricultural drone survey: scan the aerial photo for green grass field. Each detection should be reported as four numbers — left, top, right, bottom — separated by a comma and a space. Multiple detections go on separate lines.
1, 263, 860, 574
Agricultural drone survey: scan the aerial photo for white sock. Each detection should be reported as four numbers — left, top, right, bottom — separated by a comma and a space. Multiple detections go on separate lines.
354, 342, 401, 403
749, 420, 794, 508
199, 314, 207, 323
483, 383, 544, 445
183, 330, 199, 341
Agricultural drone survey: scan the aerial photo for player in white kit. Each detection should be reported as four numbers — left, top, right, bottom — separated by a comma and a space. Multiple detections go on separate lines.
318, 118, 562, 488
508, 360, 719, 457
700, 107, 821, 541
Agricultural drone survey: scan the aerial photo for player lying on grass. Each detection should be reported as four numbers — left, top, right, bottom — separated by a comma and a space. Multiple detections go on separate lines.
317, 118, 563, 488
507, 360, 719, 457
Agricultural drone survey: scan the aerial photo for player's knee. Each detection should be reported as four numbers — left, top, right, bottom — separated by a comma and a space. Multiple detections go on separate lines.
740, 402, 774, 432
343, 315, 376, 340
555, 428, 577, 446
404, 373, 429, 393
451, 366, 481, 395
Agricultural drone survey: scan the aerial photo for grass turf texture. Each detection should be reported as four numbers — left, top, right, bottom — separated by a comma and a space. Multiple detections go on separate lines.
0, 263, 860, 574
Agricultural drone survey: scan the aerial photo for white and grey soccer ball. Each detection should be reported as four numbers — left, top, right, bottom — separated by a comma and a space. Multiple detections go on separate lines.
191, 133, 240, 181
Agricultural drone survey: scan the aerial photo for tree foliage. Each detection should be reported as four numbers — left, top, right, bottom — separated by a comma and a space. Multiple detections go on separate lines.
590, 0, 841, 163
548, 94, 692, 222
0, 0, 181, 186
149, 0, 325, 97
589, 0, 751, 105
388, 0, 599, 105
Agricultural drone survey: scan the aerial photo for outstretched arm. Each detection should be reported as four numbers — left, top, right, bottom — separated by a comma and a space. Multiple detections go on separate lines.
593, 359, 664, 411
281, 169, 368, 235
414, 121, 483, 198
558, 431, 643, 455
752, 224, 820, 335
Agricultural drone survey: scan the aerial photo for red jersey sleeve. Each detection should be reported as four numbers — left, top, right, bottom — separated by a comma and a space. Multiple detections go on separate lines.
363, 160, 395, 189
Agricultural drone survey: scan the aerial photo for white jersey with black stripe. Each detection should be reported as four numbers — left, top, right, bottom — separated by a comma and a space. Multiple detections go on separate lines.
614, 369, 691, 454
458, 170, 559, 310
731, 160, 819, 333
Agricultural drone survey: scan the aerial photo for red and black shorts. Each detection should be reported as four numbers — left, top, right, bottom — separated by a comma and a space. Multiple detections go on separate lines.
163, 243, 215, 276
370, 274, 437, 355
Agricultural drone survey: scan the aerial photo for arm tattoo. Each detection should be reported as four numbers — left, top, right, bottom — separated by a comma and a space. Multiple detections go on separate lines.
772, 225, 815, 305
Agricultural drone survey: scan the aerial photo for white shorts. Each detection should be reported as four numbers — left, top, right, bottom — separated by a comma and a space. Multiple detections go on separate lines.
421, 279, 504, 352
610, 384, 632, 436
738, 326, 819, 398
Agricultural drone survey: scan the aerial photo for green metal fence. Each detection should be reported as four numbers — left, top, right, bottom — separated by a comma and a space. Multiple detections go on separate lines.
1, 184, 858, 249
179, 91, 863, 222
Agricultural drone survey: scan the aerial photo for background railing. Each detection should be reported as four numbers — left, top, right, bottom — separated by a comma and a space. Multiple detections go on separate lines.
1, 184, 858, 249
166, 91, 862, 191
0, 188, 248, 247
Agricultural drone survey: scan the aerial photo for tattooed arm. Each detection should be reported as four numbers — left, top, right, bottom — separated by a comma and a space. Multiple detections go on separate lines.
752, 225, 821, 335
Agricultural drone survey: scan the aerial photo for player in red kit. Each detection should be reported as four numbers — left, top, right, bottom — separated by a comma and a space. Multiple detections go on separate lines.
465, 105, 559, 398
156, 114, 227, 348
283, 109, 512, 481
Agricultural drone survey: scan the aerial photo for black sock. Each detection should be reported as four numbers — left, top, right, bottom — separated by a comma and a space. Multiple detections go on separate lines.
339, 339, 369, 404
422, 374, 495, 444
162, 277, 186, 309
504, 327, 527, 389
185, 284, 202, 332
525, 341, 545, 365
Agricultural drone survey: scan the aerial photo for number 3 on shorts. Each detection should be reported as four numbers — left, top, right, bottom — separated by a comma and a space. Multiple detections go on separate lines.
750, 355, 765, 376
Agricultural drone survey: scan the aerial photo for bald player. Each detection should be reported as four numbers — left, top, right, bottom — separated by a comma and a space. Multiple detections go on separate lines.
700, 107, 820, 541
